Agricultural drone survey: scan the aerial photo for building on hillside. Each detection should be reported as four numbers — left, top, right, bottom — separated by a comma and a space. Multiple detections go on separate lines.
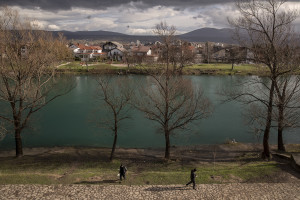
107, 48, 125, 61
130, 46, 152, 56
150, 45, 162, 60
72, 43, 104, 61
102, 41, 123, 53
128, 45, 153, 63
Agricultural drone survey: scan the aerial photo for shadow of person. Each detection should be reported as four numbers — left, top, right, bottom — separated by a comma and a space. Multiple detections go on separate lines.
144, 186, 189, 192
75, 179, 118, 184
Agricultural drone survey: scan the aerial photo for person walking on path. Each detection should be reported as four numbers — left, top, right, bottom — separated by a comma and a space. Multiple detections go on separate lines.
186, 168, 197, 189
119, 164, 127, 181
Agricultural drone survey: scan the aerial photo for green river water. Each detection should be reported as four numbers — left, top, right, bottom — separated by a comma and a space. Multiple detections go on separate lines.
0, 75, 299, 150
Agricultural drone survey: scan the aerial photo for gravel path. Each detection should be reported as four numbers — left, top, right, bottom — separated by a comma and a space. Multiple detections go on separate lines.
0, 183, 299, 200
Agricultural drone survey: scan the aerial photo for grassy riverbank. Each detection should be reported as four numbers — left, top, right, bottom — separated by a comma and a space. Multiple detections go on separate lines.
186, 64, 269, 75
0, 144, 299, 185
58, 61, 271, 76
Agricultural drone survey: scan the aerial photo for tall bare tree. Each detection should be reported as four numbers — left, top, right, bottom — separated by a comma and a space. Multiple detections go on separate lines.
274, 75, 300, 151
135, 75, 211, 160
153, 22, 176, 73
95, 75, 133, 161
170, 41, 195, 74
228, 0, 299, 159
136, 22, 211, 160
244, 76, 300, 152
0, 7, 74, 157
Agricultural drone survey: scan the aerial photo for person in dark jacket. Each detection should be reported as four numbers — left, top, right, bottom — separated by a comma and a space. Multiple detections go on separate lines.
119, 164, 127, 181
186, 168, 197, 189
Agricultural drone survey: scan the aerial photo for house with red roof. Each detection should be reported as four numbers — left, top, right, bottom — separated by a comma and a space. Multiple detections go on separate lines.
72, 43, 105, 61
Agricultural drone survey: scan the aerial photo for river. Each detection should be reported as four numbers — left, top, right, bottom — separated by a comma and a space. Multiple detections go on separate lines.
0, 75, 299, 150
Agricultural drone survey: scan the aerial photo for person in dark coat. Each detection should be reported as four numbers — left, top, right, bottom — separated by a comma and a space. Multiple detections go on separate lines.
119, 164, 127, 181
186, 168, 197, 189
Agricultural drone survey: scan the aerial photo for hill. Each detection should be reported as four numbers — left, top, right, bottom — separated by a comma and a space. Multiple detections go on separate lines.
52, 28, 235, 43
179, 28, 234, 43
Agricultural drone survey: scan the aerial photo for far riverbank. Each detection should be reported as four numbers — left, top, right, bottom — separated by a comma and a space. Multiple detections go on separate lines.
57, 62, 282, 76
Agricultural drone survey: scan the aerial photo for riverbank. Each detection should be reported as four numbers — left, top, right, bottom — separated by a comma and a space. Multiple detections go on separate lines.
57, 62, 276, 76
0, 144, 299, 185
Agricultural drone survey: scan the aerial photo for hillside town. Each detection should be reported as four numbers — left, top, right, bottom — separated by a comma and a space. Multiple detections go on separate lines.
68, 40, 253, 65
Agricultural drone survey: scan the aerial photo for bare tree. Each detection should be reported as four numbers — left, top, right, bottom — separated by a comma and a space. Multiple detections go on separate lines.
153, 21, 176, 73
170, 41, 196, 74
243, 77, 300, 152
178, 42, 196, 72
135, 75, 211, 160
274, 75, 300, 151
228, 0, 299, 159
0, 7, 74, 157
123, 50, 134, 70
135, 22, 211, 160
227, 47, 243, 71
95, 75, 133, 161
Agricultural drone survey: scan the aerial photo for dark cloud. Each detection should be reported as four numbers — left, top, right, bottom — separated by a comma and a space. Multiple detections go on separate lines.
1, 0, 299, 11
0, 0, 236, 11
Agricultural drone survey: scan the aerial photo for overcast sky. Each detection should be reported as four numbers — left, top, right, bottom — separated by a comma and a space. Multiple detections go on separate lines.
1, 0, 300, 35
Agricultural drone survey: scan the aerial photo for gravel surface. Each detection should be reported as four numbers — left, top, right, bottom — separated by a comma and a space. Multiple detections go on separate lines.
0, 183, 299, 200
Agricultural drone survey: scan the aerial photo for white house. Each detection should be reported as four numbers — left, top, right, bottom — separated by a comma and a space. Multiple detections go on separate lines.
72, 43, 104, 61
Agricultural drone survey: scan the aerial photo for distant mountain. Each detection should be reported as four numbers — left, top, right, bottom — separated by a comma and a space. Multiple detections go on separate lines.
179, 28, 234, 43
52, 30, 159, 43
52, 28, 235, 43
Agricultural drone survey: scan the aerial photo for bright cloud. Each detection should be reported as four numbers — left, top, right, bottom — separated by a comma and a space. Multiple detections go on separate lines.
48, 24, 60, 30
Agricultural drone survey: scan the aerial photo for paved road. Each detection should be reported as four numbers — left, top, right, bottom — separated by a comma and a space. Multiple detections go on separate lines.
0, 183, 299, 200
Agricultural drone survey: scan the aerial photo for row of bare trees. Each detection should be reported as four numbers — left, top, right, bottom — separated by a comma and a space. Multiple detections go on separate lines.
89, 0, 300, 161
95, 22, 211, 161
226, 0, 300, 158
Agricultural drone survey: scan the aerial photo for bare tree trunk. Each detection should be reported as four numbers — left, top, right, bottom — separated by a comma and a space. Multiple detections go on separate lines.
262, 80, 275, 159
164, 129, 170, 159
277, 104, 286, 152
15, 129, 23, 157
110, 123, 118, 161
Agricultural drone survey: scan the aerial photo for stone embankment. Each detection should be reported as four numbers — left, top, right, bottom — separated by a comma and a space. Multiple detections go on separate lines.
1, 183, 299, 200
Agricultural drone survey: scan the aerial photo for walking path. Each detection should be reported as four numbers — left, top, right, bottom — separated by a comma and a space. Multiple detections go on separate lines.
56, 62, 70, 68
1, 183, 299, 200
